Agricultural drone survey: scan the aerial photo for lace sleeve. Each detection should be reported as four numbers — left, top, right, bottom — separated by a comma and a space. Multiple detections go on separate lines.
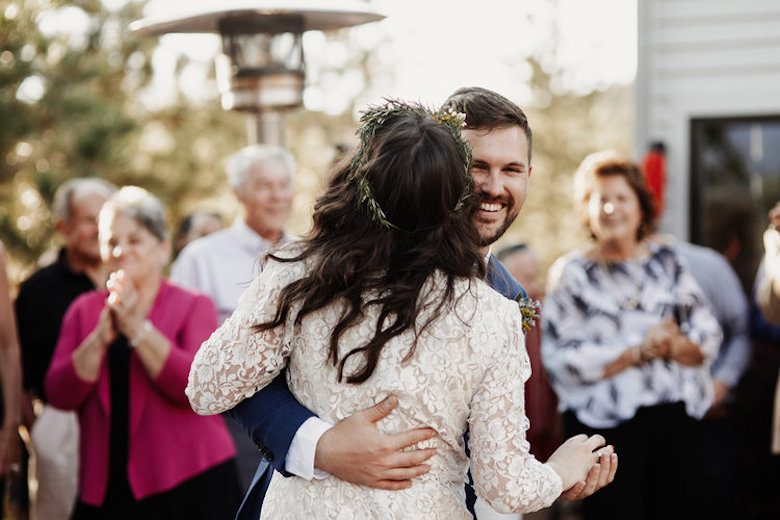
186, 258, 298, 415
469, 310, 562, 513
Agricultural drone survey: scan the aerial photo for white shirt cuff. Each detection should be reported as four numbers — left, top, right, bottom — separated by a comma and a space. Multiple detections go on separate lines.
285, 416, 333, 480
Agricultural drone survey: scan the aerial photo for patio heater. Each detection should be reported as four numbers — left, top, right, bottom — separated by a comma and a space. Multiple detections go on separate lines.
131, 1, 384, 144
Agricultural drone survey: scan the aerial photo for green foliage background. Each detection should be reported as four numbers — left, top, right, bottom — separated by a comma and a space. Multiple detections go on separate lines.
0, 0, 633, 289
0, 0, 246, 278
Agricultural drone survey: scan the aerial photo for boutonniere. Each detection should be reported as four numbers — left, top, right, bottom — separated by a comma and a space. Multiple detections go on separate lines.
515, 295, 541, 332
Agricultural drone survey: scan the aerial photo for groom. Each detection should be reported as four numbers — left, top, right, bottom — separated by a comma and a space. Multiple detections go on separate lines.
227, 87, 595, 519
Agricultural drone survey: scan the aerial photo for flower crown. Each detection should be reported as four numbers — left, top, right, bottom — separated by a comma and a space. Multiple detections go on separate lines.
348, 99, 474, 230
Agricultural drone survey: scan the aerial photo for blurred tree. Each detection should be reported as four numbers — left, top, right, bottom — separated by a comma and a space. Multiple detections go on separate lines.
494, 57, 634, 279
0, 0, 633, 291
0, 0, 379, 286
0, 0, 247, 282
3, 0, 145, 264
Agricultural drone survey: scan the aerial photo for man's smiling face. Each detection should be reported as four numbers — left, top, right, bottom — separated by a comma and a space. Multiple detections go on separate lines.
462, 125, 532, 247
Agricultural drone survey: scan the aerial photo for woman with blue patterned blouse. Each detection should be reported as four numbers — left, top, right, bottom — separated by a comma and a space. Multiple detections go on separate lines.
542, 151, 722, 520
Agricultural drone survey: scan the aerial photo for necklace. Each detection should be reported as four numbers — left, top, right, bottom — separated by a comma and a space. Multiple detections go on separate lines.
594, 245, 645, 310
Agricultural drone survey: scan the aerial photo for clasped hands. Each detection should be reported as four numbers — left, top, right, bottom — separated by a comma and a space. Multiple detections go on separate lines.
636, 318, 700, 366
94, 269, 148, 347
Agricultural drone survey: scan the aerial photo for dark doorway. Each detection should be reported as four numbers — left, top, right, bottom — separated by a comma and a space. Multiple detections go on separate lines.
690, 115, 780, 295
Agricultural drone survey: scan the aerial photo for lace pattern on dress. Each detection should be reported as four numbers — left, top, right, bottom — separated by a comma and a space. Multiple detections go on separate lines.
187, 244, 562, 517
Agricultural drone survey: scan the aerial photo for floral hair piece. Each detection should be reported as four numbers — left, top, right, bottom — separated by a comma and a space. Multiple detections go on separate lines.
348, 99, 474, 230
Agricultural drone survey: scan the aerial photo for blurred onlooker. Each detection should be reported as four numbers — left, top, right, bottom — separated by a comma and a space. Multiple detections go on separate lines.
498, 244, 543, 301
542, 150, 722, 519
669, 241, 751, 407
173, 211, 224, 257
757, 201, 780, 324
45, 186, 240, 519
744, 201, 780, 518
497, 244, 560, 463
171, 144, 295, 492
756, 201, 780, 456
0, 242, 23, 518
15, 178, 115, 520
642, 139, 752, 516
172, 145, 294, 324
670, 239, 750, 519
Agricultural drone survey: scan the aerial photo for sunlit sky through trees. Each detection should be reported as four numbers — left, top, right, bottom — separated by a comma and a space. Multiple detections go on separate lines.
4, 0, 637, 278
81, 0, 637, 114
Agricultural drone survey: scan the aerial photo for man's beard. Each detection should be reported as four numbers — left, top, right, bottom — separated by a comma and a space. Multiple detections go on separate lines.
472, 194, 519, 247
478, 217, 515, 247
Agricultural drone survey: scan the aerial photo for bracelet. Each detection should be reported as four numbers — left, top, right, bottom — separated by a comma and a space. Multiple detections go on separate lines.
130, 320, 153, 349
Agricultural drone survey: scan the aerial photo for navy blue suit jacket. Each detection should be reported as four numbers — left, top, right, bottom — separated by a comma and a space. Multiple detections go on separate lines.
229, 253, 525, 519
486, 252, 526, 301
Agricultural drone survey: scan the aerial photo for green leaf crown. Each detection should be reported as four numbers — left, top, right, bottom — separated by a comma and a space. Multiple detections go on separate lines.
348, 99, 474, 230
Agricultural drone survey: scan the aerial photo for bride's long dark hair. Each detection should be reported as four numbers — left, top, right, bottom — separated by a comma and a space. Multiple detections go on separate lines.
256, 106, 485, 384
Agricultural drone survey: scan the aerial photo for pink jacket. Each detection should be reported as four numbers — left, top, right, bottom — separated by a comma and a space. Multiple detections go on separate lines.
45, 280, 236, 505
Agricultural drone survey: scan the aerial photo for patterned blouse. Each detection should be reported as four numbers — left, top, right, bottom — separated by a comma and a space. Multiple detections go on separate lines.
541, 243, 722, 429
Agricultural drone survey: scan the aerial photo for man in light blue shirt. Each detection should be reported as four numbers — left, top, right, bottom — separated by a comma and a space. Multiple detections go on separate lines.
675, 241, 750, 405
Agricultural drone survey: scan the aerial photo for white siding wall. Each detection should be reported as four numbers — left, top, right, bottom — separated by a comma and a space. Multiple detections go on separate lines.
636, 0, 780, 239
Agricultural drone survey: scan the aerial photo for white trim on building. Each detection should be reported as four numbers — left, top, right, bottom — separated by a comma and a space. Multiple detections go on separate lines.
636, 0, 780, 239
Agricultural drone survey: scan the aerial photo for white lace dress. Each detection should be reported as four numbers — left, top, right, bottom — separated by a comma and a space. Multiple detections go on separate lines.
186, 245, 562, 519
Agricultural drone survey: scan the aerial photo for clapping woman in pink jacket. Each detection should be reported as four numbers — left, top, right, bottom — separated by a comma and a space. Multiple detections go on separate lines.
46, 186, 241, 520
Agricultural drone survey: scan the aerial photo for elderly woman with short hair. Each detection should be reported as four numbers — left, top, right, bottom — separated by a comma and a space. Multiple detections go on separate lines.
45, 186, 240, 519
541, 151, 722, 520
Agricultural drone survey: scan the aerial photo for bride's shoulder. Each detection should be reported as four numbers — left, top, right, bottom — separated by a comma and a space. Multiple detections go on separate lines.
455, 277, 524, 323
448, 279, 527, 365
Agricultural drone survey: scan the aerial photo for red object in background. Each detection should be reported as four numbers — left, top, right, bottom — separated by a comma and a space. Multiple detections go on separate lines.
524, 320, 562, 462
642, 142, 666, 219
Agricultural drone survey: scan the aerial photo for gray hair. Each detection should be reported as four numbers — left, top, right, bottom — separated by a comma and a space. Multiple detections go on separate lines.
52, 178, 117, 224
99, 186, 168, 242
225, 144, 295, 194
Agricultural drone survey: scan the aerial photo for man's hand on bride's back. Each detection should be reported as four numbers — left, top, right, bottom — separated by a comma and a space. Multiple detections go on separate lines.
313, 395, 438, 490
546, 434, 618, 500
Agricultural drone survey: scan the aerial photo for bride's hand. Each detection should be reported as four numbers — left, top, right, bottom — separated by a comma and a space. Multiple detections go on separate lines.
558, 446, 617, 501
545, 434, 606, 492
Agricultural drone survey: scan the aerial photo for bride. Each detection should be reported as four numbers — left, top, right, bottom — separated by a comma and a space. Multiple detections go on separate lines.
187, 100, 615, 519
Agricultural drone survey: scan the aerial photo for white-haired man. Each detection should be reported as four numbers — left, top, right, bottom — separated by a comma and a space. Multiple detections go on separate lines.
171, 143, 295, 490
